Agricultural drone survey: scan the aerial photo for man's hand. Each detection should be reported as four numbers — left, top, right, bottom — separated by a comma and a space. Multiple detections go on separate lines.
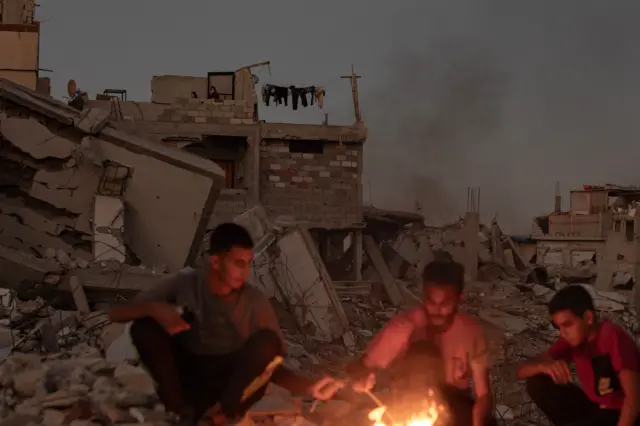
352, 373, 376, 393
310, 376, 345, 400
310, 373, 376, 401
150, 303, 191, 335
538, 360, 572, 384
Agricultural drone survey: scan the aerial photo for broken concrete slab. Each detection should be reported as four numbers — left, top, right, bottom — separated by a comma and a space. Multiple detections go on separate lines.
0, 116, 77, 160
271, 227, 350, 343
0, 244, 63, 291
29, 162, 102, 215
363, 235, 404, 306
0, 77, 227, 272
0, 212, 91, 261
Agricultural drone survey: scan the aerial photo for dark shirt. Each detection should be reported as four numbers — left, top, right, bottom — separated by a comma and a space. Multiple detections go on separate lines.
134, 267, 285, 356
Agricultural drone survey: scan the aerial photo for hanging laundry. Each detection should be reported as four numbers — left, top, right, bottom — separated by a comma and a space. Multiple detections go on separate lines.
315, 87, 326, 109
290, 86, 306, 110
304, 86, 315, 106
262, 84, 288, 107
290, 86, 317, 110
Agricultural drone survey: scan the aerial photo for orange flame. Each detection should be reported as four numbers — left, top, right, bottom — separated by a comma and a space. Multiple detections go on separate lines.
367, 390, 443, 426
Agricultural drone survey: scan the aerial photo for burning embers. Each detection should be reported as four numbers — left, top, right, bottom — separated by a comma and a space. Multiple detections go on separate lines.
367, 390, 444, 426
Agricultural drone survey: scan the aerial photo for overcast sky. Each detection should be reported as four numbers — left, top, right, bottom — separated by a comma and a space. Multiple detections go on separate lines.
37, 0, 640, 232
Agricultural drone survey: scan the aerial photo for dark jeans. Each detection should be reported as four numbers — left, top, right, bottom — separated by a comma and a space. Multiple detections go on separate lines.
526, 374, 640, 426
130, 318, 283, 422
387, 341, 497, 426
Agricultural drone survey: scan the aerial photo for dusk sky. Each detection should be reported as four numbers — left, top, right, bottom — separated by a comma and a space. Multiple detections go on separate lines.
37, 0, 640, 232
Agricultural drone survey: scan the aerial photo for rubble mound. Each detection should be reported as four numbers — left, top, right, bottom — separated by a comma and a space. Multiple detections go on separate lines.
0, 344, 175, 425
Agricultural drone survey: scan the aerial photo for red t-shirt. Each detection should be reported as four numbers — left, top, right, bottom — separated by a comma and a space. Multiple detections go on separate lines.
547, 320, 640, 410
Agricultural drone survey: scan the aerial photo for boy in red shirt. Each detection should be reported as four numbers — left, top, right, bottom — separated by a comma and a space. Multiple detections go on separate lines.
517, 285, 639, 426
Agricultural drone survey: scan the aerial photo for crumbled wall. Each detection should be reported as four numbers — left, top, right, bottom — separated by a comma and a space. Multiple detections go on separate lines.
0, 90, 225, 273
259, 140, 363, 228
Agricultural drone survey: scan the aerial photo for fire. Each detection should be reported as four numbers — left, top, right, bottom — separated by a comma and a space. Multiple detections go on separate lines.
367, 396, 443, 426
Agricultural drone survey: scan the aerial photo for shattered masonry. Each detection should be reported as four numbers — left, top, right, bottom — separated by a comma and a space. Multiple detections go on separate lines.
0, 67, 638, 425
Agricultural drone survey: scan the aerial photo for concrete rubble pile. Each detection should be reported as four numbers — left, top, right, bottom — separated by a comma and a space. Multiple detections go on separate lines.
0, 78, 638, 425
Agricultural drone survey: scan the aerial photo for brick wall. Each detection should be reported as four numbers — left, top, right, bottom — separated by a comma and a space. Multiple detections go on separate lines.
158, 99, 255, 125
209, 189, 249, 228
259, 140, 363, 228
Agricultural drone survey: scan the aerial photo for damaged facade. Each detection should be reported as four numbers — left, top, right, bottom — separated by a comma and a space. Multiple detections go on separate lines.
532, 184, 640, 293
0, 77, 226, 295
85, 70, 366, 231
0, 43, 637, 425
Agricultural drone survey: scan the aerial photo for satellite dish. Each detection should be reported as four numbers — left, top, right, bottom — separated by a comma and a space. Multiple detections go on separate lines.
67, 79, 77, 97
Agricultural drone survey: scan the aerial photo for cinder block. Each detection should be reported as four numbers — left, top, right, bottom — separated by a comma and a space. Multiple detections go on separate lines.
319, 171, 331, 178
275, 182, 286, 188
336, 155, 347, 161
194, 117, 206, 123
292, 176, 303, 183
303, 177, 313, 183
268, 175, 280, 182
269, 164, 282, 170
329, 161, 340, 166
302, 153, 314, 160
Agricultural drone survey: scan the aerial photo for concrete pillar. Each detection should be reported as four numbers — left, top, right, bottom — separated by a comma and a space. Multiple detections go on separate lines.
463, 212, 480, 282
353, 230, 363, 281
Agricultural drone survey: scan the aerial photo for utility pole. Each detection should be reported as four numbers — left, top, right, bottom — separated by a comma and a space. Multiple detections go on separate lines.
341, 64, 362, 123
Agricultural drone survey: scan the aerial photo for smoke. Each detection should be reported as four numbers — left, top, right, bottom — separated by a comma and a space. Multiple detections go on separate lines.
362, 1, 640, 233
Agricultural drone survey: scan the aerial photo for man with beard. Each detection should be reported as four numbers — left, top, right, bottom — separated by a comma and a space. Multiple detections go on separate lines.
517, 285, 639, 426
311, 260, 495, 426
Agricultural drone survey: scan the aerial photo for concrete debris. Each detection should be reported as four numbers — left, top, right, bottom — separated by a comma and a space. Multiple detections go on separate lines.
0, 78, 638, 426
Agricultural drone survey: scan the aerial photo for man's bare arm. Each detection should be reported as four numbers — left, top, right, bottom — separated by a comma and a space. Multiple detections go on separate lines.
109, 273, 182, 324
617, 369, 639, 426
470, 338, 493, 426
516, 353, 551, 380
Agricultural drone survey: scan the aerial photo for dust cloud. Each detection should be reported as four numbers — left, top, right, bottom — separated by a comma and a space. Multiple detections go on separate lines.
362, 1, 640, 233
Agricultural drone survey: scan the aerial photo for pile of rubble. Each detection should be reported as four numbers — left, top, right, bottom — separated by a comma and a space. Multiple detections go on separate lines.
0, 345, 177, 426
0, 207, 637, 425
0, 78, 638, 426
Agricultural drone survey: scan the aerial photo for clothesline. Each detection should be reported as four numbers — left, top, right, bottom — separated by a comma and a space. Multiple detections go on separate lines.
261, 84, 326, 110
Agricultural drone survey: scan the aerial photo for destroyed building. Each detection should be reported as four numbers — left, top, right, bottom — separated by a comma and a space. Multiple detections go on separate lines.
532, 184, 640, 293
85, 71, 366, 231
0, 78, 227, 299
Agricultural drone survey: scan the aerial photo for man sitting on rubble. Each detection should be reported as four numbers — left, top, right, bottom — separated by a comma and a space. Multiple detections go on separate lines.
108, 222, 313, 425
516, 285, 639, 426
311, 259, 496, 426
